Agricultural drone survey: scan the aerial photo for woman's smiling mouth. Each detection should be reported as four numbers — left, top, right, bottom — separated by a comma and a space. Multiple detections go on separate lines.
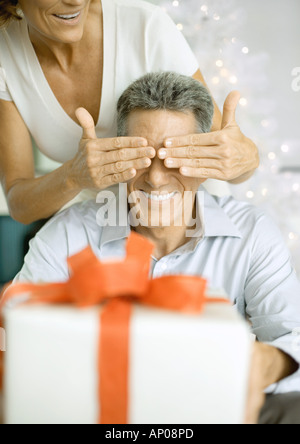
53, 11, 82, 24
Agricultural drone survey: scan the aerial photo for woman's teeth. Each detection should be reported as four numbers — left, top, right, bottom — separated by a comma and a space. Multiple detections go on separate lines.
142, 192, 177, 202
54, 12, 80, 20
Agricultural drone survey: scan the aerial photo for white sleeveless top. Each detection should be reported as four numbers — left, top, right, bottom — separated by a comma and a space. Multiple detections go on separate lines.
0, 0, 198, 164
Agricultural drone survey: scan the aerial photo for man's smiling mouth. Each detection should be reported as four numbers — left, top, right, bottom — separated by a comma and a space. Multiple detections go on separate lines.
141, 191, 177, 202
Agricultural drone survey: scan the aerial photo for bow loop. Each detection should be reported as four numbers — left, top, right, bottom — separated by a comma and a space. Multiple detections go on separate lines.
146, 276, 207, 313
66, 232, 154, 308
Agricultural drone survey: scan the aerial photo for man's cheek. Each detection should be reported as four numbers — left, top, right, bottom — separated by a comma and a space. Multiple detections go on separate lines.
126, 171, 145, 198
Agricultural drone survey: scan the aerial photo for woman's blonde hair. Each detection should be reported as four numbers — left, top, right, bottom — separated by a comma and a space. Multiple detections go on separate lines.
0, 1, 22, 28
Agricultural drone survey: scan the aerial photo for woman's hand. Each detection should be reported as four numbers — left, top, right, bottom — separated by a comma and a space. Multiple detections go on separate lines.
158, 91, 259, 183
67, 108, 155, 191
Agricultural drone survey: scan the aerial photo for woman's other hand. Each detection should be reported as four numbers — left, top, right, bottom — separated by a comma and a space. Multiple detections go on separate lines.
68, 108, 156, 191
158, 91, 259, 183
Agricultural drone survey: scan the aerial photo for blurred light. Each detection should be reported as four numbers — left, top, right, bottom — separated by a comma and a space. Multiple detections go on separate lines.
242, 47, 249, 54
220, 68, 229, 77
231, 37, 237, 43
216, 59, 223, 67
212, 76, 220, 84
201, 5, 208, 12
268, 152, 276, 160
261, 120, 270, 127
177, 23, 183, 31
213, 14, 220, 21
261, 188, 269, 197
172, 1, 179, 6
229, 76, 238, 84
246, 191, 254, 199
289, 232, 298, 241
292, 183, 300, 192
281, 144, 290, 153
239, 98, 248, 106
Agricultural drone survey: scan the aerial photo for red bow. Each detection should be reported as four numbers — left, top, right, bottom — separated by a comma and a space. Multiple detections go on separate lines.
1, 232, 229, 424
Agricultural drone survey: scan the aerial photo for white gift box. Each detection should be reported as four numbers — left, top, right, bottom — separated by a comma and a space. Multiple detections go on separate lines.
3, 291, 251, 425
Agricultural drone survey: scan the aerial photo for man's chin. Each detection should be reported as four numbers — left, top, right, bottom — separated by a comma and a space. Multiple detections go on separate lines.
128, 201, 183, 229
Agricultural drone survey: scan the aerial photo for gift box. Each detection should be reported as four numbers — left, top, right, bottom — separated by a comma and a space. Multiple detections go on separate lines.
1, 233, 251, 425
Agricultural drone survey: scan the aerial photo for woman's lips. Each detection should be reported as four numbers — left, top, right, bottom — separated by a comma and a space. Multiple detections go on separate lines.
52, 11, 82, 25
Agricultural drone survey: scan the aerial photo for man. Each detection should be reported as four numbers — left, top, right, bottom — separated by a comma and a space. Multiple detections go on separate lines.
14, 72, 300, 424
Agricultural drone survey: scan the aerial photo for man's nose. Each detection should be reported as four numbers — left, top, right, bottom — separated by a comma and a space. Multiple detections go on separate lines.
145, 155, 170, 189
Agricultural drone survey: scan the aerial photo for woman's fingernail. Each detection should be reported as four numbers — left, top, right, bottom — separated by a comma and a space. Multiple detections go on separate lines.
159, 149, 167, 159
165, 159, 174, 166
165, 140, 173, 147
181, 167, 188, 175
147, 148, 155, 157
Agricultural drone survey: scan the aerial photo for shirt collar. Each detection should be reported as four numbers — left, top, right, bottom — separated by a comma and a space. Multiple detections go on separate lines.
200, 186, 242, 239
99, 185, 242, 250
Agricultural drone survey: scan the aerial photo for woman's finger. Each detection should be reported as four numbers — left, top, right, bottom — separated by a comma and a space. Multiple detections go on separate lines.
76, 107, 97, 140
221, 91, 241, 129
99, 157, 151, 176
164, 132, 220, 148
158, 146, 222, 160
101, 169, 137, 187
164, 158, 224, 170
87, 137, 148, 152
99, 147, 155, 165
179, 166, 227, 180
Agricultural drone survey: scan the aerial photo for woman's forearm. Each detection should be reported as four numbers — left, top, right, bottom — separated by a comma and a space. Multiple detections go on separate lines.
6, 160, 81, 224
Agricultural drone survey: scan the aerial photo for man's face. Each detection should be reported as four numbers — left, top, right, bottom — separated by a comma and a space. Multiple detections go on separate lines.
127, 109, 206, 228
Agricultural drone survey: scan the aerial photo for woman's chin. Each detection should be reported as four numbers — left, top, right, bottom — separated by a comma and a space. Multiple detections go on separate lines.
51, 29, 85, 44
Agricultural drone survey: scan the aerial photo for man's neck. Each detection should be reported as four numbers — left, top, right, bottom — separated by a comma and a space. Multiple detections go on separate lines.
134, 225, 192, 260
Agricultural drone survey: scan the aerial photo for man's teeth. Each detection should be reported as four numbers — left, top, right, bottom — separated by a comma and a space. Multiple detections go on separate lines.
55, 12, 80, 20
142, 192, 176, 201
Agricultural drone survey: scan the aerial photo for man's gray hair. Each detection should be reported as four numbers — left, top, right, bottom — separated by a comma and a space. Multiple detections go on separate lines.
117, 71, 214, 136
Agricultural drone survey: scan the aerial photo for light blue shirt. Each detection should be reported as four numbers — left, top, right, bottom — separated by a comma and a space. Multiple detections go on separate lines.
15, 186, 300, 393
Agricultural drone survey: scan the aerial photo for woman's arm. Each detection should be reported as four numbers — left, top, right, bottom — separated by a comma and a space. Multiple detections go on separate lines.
0, 102, 155, 224
0, 100, 80, 224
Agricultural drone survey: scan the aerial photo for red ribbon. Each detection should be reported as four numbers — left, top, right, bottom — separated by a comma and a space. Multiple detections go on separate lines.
0, 232, 229, 424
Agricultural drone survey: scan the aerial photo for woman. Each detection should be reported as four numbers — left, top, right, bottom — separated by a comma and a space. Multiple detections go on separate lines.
0, 0, 259, 224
